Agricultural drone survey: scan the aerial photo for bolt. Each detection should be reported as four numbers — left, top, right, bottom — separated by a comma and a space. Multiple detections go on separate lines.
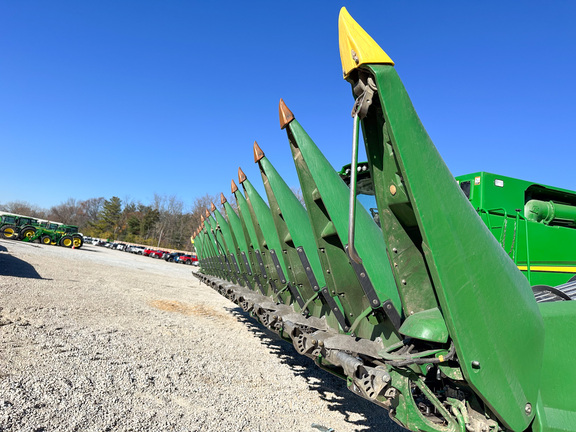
390, 185, 397, 196
386, 304, 392, 309
351, 49, 359, 64
471, 361, 481, 369
372, 299, 379, 305
525, 403, 532, 415
392, 248, 398, 253
401, 279, 407, 285
360, 272, 366, 278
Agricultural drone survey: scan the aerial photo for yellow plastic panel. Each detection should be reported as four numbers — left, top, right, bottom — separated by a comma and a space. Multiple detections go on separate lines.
338, 7, 394, 78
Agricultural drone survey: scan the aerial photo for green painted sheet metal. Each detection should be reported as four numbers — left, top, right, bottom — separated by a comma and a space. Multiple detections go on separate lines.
241, 178, 289, 279
363, 63, 543, 430
212, 207, 235, 258
285, 116, 401, 339
241, 178, 291, 304
258, 155, 326, 287
534, 301, 576, 432
223, 201, 250, 257
257, 153, 332, 320
221, 201, 257, 291
196, 231, 208, 269
287, 117, 402, 313
199, 225, 219, 276
209, 211, 239, 285
233, 187, 274, 297
456, 171, 576, 286
204, 216, 230, 281
357, 81, 438, 318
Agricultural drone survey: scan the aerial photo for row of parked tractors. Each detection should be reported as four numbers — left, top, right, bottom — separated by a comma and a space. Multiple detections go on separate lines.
0, 214, 84, 248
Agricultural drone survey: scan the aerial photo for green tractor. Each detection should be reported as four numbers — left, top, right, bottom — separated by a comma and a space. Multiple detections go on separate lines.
0, 214, 39, 240
0, 213, 84, 248
56, 224, 84, 248
22, 226, 82, 248
37, 223, 84, 248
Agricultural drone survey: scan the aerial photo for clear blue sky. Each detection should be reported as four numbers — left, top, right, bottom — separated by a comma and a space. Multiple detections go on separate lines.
2, 1, 575, 210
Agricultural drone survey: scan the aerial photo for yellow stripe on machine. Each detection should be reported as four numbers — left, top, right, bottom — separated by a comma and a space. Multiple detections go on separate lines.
517, 265, 576, 273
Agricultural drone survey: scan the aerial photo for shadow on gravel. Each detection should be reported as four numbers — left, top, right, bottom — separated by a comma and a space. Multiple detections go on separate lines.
227, 307, 404, 432
74, 247, 100, 253
0, 252, 45, 279
0, 244, 7, 252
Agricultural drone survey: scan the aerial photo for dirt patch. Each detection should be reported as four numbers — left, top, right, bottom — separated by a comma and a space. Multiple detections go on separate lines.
148, 299, 233, 322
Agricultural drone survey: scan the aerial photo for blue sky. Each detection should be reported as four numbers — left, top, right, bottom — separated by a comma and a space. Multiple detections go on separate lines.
2, 1, 575, 210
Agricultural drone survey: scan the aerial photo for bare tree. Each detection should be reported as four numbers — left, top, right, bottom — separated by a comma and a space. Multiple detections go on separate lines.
0, 201, 47, 219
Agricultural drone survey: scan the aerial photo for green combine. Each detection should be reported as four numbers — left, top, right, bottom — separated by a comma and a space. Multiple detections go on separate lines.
193, 8, 573, 432
340, 167, 576, 289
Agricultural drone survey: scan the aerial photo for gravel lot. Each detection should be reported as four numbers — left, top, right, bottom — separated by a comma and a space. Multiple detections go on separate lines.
0, 239, 402, 432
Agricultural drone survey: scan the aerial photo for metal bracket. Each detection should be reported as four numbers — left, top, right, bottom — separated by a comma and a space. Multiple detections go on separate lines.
351, 74, 377, 120
230, 254, 253, 290
296, 247, 320, 292
382, 299, 401, 330
269, 249, 287, 284
242, 274, 253, 291
253, 274, 266, 295
222, 255, 233, 275
254, 250, 267, 279
287, 282, 306, 311
240, 252, 252, 275
230, 254, 241, 274
268, 278, 279, 294
320, 287, 350, 332
346, 245, 381, 308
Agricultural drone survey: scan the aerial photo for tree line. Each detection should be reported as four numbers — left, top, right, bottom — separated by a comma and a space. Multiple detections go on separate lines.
0, 193, 231, 251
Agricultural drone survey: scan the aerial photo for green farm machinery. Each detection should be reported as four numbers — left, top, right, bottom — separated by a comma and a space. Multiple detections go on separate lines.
192, 8, 576, 432
0, 213, 83, 248
0, 214, 39, 240
21, 225, 83, 248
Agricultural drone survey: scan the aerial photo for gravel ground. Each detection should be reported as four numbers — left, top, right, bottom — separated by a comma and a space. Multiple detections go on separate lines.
0, 239, 403, 432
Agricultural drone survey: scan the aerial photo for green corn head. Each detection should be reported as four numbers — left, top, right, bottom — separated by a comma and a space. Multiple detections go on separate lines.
192, 8, 576, 432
